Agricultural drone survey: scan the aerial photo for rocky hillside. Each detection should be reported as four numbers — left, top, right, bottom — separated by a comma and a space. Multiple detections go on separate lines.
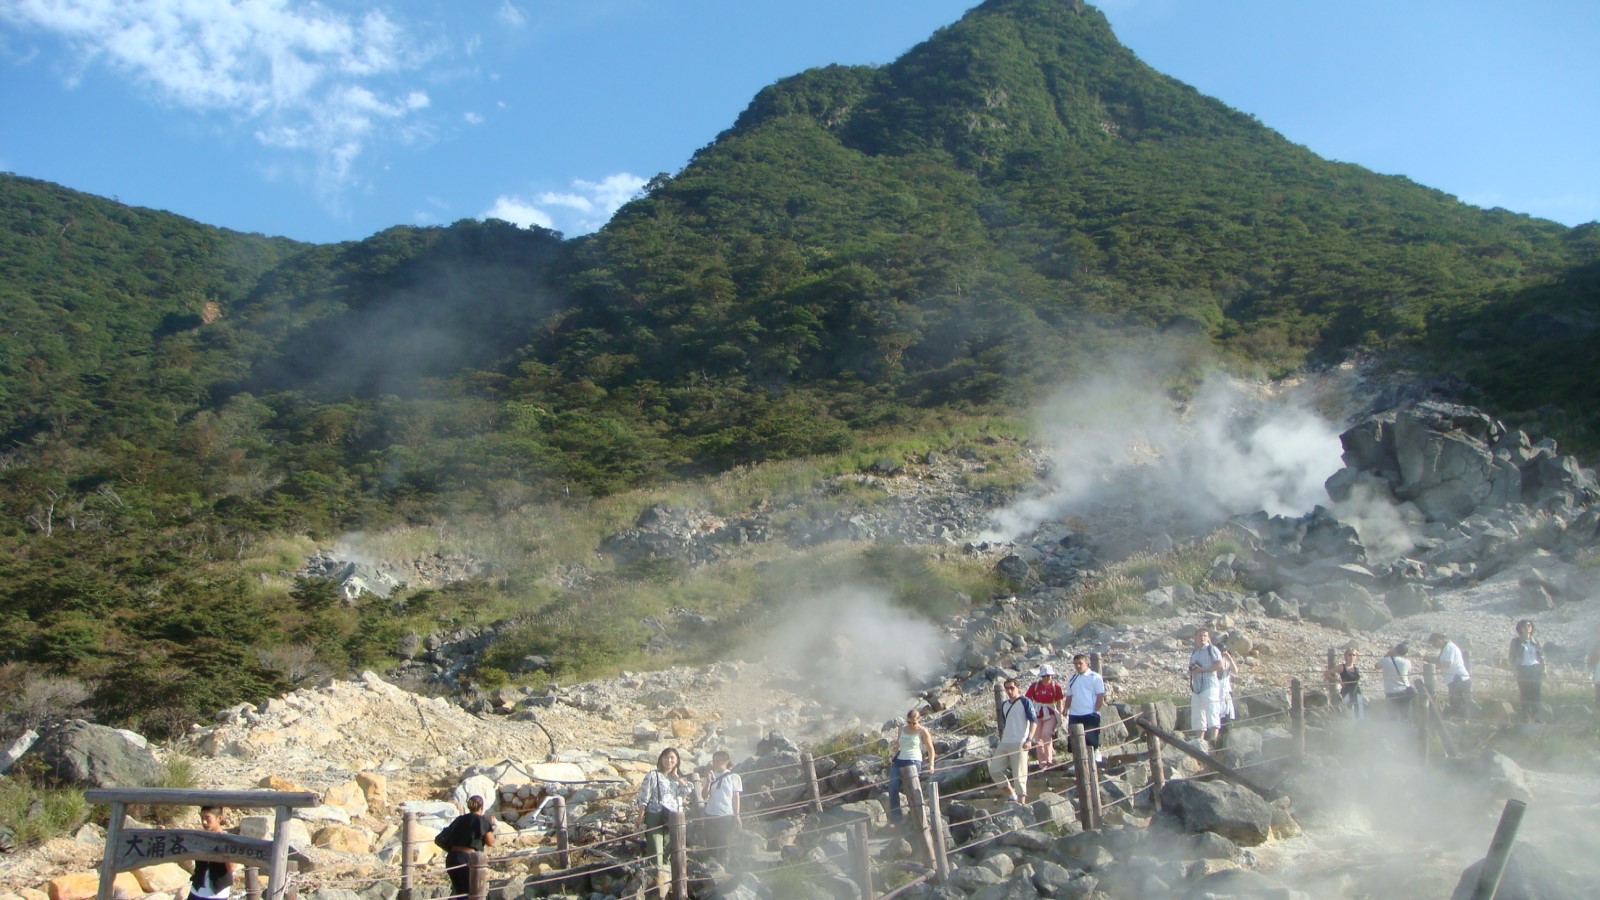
5, 382, 1600, 899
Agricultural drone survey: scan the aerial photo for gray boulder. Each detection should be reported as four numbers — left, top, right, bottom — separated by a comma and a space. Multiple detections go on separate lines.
1158, 779, 1275, 846
23, 720, 162, 788
1450, 843, 1588, 900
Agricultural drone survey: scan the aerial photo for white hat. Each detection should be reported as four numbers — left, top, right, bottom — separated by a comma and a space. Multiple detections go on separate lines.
1037, 664, 1055, 677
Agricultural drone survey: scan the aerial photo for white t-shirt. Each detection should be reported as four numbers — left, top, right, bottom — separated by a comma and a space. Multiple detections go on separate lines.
1437, 642, 1468, 684
704, 771, 742, 817
1379, 654, 1412, 694
1066, 670, 1106, 716
998, 696, 1037, 745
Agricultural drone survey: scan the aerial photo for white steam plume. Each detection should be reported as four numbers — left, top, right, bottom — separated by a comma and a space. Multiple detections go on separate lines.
746, 586, 951, 723
985, 355, 1346, 543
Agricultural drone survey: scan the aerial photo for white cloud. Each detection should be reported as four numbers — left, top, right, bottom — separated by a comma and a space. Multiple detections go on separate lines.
481, 195, 556, 231
463, 111, 484, 125
495, 2, 527, 29
2, 0, 439, 201
481, 173, 647, 235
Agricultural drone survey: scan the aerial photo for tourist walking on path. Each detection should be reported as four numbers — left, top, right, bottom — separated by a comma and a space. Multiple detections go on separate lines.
441, 796, 496, 900
1188, 628, 1225, 744
1325, 647, 1366, 720
886, 709, 935, 826
1430, 633, 1472, 718
994, 678, 1040, 803
637, 747, 691, 867
700, 750, 743, 866
1026, 664, 1064, 767
1065, 654, 1106, 762
1508, 619, 1546, 723
1378, 642, 1415, 716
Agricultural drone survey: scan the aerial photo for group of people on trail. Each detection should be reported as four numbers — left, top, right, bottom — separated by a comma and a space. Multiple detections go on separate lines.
1325, 618, 1600, 725
1188, 628, 1236, 745
1328, 633, 1485, 721
985, 654, 1108, 804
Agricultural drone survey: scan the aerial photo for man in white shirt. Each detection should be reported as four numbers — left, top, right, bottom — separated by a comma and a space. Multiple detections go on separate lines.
1429, 632, 1471, 718
993, 678, 1040, 804
1066, 653, 1107, 762
1188, 628, 1224, 743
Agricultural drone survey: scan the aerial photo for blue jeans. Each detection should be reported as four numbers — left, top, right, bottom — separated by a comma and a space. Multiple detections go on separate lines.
887, 758, 919, 824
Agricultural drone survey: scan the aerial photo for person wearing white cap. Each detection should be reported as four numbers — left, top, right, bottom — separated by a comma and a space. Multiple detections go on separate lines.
1025, 663, 1064, 767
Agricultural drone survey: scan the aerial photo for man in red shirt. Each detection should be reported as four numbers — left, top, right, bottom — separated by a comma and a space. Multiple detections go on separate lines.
1026, 664, 1064, 767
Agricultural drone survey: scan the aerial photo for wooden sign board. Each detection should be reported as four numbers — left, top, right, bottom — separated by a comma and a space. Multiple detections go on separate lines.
111, 829, 274, 871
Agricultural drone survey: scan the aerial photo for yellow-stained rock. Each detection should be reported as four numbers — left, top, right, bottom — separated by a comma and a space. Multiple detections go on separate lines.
1187, 859, 1242, 880
668, 719, 701, 741
45, 872, 140, 900
132, 863, 190, 893
20, 888, 50, 900
322, 781, 368, 818
256, 774, 306, 793
313, 824, 372, 854
355, 772, 388, 810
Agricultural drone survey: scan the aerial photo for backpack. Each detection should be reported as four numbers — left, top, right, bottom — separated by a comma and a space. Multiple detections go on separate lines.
433, 819, 456, 851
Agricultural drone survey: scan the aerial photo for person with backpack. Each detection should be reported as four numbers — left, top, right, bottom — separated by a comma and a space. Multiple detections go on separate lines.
1025, 664, 1065, 767
1508, 619, 1546, 723
699, 750, 743, 866
993, 678, 1040, 804
438, 795, 495, 899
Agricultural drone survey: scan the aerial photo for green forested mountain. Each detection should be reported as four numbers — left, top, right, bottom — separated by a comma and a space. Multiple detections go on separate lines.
1, 0, 1596, 733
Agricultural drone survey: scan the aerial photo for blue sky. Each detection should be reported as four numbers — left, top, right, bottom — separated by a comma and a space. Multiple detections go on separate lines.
3, 1, 1595, 245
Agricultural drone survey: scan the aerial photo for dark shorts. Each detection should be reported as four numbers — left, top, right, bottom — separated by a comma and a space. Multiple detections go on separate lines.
1068, 712, 1102, 748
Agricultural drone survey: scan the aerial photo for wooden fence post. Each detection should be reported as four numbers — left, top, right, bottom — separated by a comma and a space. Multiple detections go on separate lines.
551, 795, 570, 870
96, 802, 126, 900
1326, 648, 1340, 707
399, 810, 414, 900
245, 869, 262, 900
1141, 705, 1165, 811
927, 781, 950, 884
1470, 799, 1529, 900
1416, 678, 1433, 766
1290, 678, 1305, 763
467, 850, 486, 900
902, 765, 936, 869
992, 681, 1006, 737
1068, 723, 1092, 829
848, 817, 874, 900
1086, 753, 1102, 827
1089, 652, 1101, 674
668, 810, 688, 900
801, 752, 824, 815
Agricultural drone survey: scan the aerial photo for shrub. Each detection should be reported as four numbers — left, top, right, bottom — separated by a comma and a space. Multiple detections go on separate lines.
0, 774, 88, 849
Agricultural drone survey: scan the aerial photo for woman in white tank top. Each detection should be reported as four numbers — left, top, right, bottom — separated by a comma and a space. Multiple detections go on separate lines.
887, 709, 935, 826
